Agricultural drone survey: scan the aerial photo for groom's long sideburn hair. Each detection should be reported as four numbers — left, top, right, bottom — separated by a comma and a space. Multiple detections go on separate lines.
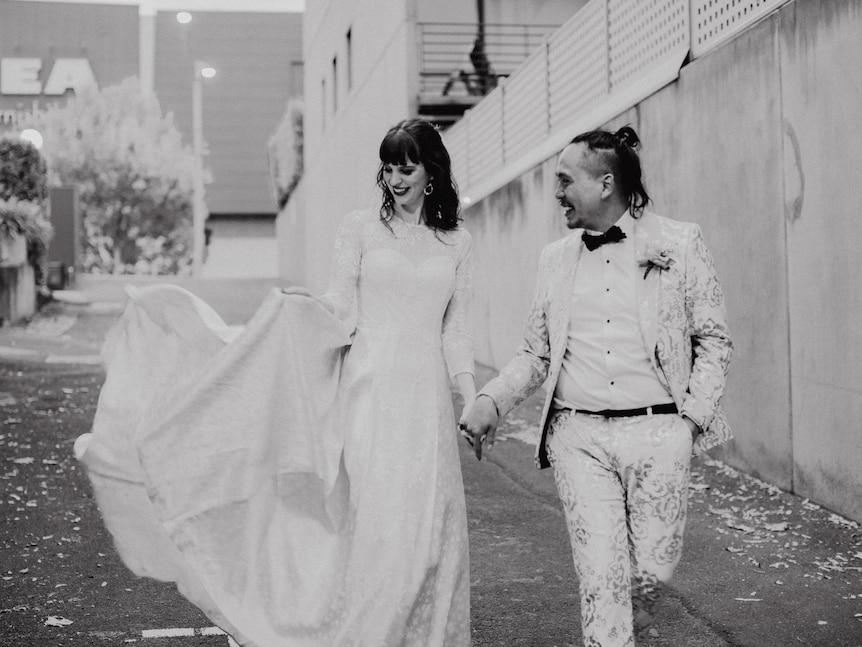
572, 126, 651, 218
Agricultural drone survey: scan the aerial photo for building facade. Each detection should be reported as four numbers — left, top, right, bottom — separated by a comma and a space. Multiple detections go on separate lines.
280, 0, 584, 289
0, 1, 302, 278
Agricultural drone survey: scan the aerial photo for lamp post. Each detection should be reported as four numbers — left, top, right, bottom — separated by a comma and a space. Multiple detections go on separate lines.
191, 61, 215, 275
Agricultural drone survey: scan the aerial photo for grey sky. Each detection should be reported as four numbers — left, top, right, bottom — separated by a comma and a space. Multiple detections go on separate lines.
11, 0, 304, 14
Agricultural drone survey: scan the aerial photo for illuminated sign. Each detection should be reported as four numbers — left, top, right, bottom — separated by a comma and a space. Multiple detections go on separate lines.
0, 58, 98, 96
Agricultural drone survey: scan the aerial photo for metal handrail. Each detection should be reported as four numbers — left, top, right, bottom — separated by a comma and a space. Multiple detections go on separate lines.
418, 22, 560, 98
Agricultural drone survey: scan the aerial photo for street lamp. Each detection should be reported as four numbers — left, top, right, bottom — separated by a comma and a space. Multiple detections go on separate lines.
191, 61, 216, 275
20, 129, 43, 149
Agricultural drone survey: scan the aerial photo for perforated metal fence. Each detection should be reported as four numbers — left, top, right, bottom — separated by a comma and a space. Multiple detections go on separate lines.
607, 0, 689, 88
444, 0, 792, 194
690, 0, 789, 57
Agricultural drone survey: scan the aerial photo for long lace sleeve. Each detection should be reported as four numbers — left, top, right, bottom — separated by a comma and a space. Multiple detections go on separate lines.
321, 211, 364, 321
441, 230, 474, 378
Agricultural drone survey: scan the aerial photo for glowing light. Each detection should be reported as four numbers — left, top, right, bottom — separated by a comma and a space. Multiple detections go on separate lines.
176, 12, 192, 24
200, 66, 216, 79
20, 129, 43, 149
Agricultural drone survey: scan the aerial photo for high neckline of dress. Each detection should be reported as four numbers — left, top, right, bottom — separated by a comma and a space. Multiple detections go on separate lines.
392, 216, 427, 229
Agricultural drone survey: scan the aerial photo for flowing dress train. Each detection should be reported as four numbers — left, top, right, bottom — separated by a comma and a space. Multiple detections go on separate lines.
75, 210, 474, 646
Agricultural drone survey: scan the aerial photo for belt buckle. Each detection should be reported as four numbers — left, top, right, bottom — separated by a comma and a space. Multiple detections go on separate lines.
646, 406, 653, 417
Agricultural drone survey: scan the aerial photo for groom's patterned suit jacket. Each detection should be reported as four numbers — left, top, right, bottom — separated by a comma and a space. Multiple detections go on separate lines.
481, 211, 733, 469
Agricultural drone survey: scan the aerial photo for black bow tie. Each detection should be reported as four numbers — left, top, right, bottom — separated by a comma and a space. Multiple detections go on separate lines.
582, 225, 627, 251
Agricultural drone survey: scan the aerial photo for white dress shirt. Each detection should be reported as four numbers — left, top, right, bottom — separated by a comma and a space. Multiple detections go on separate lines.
553, 212, 673, 412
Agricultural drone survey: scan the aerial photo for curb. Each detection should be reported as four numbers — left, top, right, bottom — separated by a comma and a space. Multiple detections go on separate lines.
0, 345, 102, 366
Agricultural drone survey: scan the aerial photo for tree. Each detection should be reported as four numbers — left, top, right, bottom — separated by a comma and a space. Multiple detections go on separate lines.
267, 99, 303, 210
21, 77, 205, 274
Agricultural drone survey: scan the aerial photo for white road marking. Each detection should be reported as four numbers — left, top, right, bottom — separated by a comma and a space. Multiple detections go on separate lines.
136, 626, 238, 644
142, 628, 195, 638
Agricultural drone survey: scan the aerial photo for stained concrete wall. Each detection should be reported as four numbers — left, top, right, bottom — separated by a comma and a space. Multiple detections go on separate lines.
779, 1, 862, 521
463, 0, 862, 521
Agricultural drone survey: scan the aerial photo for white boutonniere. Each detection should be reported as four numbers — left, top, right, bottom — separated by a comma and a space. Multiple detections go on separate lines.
638, 245, 674, 279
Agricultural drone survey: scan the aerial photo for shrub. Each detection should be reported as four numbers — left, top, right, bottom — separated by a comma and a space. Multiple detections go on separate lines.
0, 138, 48, 203
0, 138, 51, 291
267, 99, 303, 210
0, 197, 53, 250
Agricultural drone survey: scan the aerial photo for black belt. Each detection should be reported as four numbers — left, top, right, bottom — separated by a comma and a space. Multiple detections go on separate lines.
570, 403, 678, 418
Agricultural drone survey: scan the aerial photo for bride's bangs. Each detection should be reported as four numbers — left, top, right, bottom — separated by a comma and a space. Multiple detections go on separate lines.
379, 129, 421, 166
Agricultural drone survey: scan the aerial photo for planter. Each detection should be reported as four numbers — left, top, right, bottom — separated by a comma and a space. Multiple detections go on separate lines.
0, 263, 36, 325
0, 233, 27, 267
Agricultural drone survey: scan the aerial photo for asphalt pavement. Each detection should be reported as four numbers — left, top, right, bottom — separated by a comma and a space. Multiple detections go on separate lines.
1, 275, 860, 647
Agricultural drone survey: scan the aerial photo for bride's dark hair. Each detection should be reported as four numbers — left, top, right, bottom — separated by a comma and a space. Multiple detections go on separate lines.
376, 119, 460, 231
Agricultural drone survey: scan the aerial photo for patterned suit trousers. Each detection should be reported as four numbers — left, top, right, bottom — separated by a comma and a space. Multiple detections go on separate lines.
546, 410, 693, 646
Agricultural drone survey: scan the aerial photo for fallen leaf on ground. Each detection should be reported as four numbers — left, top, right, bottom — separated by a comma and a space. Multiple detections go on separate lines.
728, 522, 755, 533
44, 616, 73, 627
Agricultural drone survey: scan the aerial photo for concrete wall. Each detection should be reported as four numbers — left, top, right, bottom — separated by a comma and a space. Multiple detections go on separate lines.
462, 0, 862, 521
293, 0, 414, 292
779, 1, 862, 520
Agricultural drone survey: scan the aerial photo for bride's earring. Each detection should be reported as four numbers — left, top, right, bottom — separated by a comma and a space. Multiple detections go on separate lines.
424, 183, 434, 196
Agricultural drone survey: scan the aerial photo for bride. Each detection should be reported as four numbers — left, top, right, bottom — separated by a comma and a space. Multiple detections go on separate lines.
75, 118, 476, 646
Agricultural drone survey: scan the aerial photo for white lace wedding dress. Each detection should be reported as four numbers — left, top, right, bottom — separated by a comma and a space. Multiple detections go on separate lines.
75, 210, 474, 646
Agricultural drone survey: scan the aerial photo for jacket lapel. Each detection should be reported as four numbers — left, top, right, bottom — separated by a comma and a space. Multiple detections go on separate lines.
633, 215, 662, 371
549, 234, 582, 372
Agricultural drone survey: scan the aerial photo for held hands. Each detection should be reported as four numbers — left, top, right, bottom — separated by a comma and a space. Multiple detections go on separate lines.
458, 394, 499, 461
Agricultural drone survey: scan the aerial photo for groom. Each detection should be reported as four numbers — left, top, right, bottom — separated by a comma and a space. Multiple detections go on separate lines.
460, 126, 732, 646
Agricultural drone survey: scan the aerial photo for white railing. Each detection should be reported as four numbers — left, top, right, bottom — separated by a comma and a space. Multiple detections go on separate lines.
445, 0, 792, 202
466, 85, 504, 178
548, 0, 608, 132
502, 46, 549, 162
